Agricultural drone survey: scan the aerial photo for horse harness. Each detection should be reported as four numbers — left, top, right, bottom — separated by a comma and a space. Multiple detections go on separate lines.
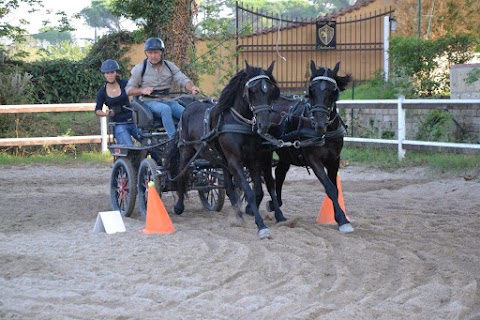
175, 73, 279, 173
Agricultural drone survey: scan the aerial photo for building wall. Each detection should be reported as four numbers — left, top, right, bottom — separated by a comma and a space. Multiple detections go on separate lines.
123, 0, 396, 97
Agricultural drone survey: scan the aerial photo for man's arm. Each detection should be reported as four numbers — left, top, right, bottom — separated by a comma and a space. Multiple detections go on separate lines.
184, 81, 200, 95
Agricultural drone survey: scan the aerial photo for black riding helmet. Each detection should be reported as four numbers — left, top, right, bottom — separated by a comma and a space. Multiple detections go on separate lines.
144, 37, 165, 51
100, 59, 120, 73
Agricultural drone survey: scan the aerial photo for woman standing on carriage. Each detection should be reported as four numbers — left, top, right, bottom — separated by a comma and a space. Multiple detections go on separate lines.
95, 59, 141, 146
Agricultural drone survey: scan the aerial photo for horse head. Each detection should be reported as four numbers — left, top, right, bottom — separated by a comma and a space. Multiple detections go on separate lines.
308, 61, 352, 135
242, 60, 280, 134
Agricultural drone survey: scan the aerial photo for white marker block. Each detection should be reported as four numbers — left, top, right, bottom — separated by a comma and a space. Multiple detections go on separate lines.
93, 211, 126, 234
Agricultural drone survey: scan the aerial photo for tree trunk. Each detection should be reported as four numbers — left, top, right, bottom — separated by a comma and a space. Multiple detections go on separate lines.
157, 0, 198, 84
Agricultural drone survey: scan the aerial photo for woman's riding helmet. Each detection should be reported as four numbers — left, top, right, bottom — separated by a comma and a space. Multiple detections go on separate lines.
144, 37, 165, 51
100, 59, 120, 73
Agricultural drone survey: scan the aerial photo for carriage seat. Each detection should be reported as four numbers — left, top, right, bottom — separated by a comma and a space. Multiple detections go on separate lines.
131, 95, 216, 140
131, 96, 166, 133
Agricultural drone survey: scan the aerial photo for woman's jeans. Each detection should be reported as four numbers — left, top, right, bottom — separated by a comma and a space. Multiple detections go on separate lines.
114, 123, 140, 146
143, 99, 185, 138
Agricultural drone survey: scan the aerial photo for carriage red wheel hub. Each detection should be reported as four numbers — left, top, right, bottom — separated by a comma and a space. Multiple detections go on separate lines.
117, 177, 129, 201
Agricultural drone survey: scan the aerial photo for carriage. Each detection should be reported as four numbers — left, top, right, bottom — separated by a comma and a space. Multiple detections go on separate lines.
107, 94, 225, 219
107, 61, 353, 238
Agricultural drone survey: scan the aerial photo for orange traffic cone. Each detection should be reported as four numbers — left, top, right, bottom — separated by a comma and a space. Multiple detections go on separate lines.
140, 181, 176, 234
316, 174, 349, 224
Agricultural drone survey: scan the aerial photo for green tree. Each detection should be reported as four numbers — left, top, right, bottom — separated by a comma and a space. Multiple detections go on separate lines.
310, 0, 351, 16
196, 0, 234, 38
80, 0, 122, 33
1, 0, 43, 59
221, 0, 318, 19
1, 0, 76, 60
390, 34, 478, 96
32, 27, 73, 45
109, 0, 197, 80
37, 40, 91, 61
395, 0, 480, 38
259, 0, 318, 19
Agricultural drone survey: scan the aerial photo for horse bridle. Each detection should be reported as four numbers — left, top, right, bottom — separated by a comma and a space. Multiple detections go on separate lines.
309, 72, 339, 126
241, 74, 275, 120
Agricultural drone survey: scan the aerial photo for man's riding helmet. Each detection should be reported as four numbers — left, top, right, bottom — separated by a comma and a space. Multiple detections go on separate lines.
100, 59, 120, 73
144, 37, 165, 51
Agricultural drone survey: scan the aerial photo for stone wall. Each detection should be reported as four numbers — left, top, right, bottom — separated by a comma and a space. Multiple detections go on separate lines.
450, 63, 480, 99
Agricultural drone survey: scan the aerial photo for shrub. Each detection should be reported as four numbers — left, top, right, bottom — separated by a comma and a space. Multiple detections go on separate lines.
0, 66, 35, 104
390, 34, 479, 97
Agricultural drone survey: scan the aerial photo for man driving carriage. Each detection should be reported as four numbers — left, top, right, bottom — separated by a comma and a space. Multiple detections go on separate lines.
125, 37, 201, 139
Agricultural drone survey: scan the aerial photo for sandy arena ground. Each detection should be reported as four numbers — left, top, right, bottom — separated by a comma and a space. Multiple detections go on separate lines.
1, 162, 480, 319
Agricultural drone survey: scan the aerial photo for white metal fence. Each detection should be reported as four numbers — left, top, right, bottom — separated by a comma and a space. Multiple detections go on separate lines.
1, 97, 480, 159
338, 96, 480, 159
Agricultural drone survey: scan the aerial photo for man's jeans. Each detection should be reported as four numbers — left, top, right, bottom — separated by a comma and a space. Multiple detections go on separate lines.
114, 123, 140, 146
143, 100, 185, 138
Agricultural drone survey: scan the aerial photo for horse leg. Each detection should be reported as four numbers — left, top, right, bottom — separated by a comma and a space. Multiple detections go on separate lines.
269, 159, 289, 211
173, 180, 186, 215
172, 146, 196, 215
223, 169, 244, 219
261, 157, 286, 223
326, 158, 340, 186
230, 164, 271, 239
310, 161, 353, 233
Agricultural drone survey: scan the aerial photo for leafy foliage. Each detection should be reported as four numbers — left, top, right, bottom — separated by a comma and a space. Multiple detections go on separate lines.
394, 0, 480, 38
88, 31, 137, 68
28, 59, 101, 103
389, 34, 478, 96
37, 41, 91, 61
465, 68, 480, 85
80, 0, 123, 33
416, 110, 455, 142
109, 0, 197, 81
310, 0, 350, 16
110, 0, 175, 38
32, 28, 73, 45
340, 70, 417, 100
0, 65, 35, 104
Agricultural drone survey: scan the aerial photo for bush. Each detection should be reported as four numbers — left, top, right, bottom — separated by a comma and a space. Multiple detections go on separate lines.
0, 66, 35, 104
390, 34, 479, 97
28, 59, 102, 103
340, 70, 417, 99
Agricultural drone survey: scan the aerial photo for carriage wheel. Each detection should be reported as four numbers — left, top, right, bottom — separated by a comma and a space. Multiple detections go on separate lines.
137, 158, 161, 220
198, 168, 225, 212
110, 158, 137, 217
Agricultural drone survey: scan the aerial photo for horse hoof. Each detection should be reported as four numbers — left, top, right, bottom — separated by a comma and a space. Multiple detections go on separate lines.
258, 228, 272, 239
339, 223, 354, 233
173, 206, 184, 215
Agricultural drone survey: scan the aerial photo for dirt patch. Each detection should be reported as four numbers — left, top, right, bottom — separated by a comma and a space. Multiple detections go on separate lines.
1, 163, 480, 319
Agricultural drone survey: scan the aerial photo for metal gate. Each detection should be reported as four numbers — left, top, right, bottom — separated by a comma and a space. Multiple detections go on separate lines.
236, 4, 395, 93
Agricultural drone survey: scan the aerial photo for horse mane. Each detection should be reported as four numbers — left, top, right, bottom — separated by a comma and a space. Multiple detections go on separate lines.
211, 65, 277, 126
312, 63, 352, 92
212, 68, 248, 121
336, 73, 353, 91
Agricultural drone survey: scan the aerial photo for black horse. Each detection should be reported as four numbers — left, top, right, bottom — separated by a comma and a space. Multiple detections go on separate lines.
268, 61, 354, 233
166, 61, 285, 239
